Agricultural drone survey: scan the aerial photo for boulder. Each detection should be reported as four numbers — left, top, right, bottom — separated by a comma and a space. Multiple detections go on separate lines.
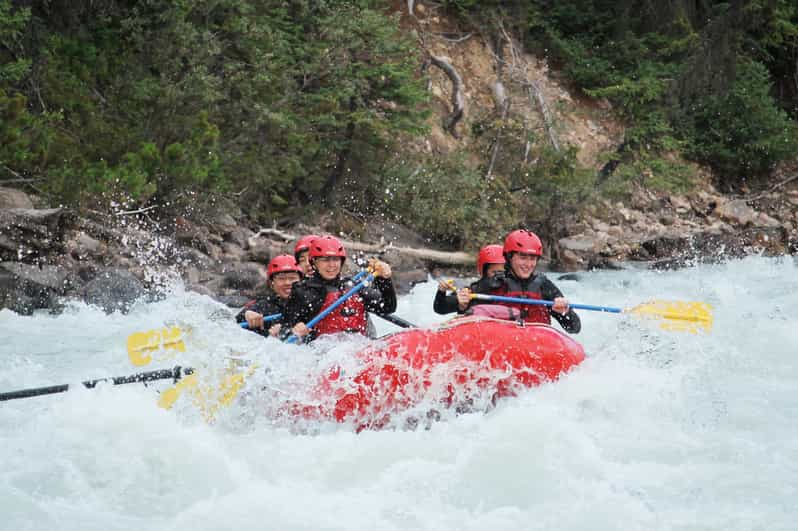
559, 233, 606, 253
80, 268, 145, 313
220, 262, 267, 291
0, 262, 79, 314
66, 231, 105, 260
0, 208, 77, 262
224, 226, 254, 248
0, 187, 34, 209
715, 199, 759, 226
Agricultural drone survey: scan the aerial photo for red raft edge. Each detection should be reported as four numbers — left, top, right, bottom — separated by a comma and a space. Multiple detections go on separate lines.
283, 316, 586, 430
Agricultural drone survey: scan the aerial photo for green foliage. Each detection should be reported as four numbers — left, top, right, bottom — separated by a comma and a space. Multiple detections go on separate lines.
683, 60, 798, 185
600, 156, 695, 199
511, 146, 595, 241
0, 0, 31, 82
379, 153, 514, 249
0, 0, 428, 216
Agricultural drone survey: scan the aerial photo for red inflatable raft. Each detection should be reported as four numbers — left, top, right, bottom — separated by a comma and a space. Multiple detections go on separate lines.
283, 317, 585, 430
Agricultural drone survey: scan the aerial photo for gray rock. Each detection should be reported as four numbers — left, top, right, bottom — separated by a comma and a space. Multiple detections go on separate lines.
66, 231, 104, 259
81, 268, 145, 313
0, 262, 77, 314
220, 242, 246, 262
0, 262, 76, 293
224, 226, 254, 248
715, 199, 758, 226
221, 262, 267, 291
0, 187, 34, 209
558, 234, 603, 253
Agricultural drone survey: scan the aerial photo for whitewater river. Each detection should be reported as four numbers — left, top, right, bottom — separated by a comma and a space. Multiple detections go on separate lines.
1, 255, 796, 531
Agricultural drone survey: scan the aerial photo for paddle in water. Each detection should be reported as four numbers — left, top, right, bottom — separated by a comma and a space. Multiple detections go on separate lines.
0, 366, 195, 402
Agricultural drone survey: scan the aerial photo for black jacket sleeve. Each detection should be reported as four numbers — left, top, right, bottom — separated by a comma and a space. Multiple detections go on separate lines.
433, 289, 460, 314
280, 280, 325, 330
540, 276, 581, 334
235, 296, 283, 323
361, 277, 397, 315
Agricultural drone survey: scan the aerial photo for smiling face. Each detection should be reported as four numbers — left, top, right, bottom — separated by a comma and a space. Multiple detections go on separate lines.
270, 271, 301, 299
313, 256, 343, 280
509, 252, 539, 279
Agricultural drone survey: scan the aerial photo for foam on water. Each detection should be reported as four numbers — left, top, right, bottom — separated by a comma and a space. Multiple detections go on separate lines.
1, 256, 796, 530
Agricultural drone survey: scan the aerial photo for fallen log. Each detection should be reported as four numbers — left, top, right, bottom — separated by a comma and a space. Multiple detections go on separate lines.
250, 228, 474, 266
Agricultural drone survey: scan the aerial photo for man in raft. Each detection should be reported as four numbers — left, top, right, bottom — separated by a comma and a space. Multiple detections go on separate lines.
236, 254, 303, 337
433, 244, 506, 315
281, 235, 396, 342
465, 230, 581, 334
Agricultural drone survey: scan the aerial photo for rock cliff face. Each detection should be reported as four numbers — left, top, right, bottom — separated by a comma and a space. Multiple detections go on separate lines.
556, 179, 797, 271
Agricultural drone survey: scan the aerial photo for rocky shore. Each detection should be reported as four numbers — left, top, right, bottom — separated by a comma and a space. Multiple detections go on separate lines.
1, 182, 796, 315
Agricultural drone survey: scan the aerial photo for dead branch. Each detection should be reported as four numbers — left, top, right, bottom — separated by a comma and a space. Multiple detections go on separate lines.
494, 24, 561, 152
429, 55, 465, 138
116, 205, 159, 216
485, 96, 511, 181
434, 32, 473, 43
525, 81, 560, 152
407, 0, 415, 16
744, 174, 798, 201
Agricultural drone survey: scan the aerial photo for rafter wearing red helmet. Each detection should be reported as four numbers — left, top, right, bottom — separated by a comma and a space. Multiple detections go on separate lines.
236, 254, 303, 337
294, 234, 319, 276
433, 244, 506, 315
467, 230, 581, 334
281, 235, 397, 342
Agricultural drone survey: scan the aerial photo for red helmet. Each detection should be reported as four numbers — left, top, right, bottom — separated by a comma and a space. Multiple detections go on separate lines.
308, 235, 346, 262
476, 244, 506, 276
294, 234, 319, 260
267, 254, 303, 279
503, 229, 542, 256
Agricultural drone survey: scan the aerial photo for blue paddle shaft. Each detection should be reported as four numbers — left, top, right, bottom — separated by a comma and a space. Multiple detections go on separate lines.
285, 273, 375, 344
239, 313, 282, 329
473, 294, 622, 313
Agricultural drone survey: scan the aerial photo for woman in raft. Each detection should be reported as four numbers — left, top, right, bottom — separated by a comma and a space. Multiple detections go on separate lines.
280, 235, 396, 342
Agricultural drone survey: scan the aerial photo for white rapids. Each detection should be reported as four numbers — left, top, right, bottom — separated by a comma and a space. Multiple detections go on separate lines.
1, 255, 796, 530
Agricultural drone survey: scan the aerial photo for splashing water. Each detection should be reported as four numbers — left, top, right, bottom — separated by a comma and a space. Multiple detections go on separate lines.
1, 256, 796, 530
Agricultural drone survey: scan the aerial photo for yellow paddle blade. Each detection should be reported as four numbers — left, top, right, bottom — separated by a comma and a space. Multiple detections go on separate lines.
126, 327, 186, 366
627, 300, 714, 334
156, 372, 198, 409
156, 365, 258, 422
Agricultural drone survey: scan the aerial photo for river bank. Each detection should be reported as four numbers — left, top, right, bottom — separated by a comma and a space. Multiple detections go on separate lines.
1, 177, 796, 315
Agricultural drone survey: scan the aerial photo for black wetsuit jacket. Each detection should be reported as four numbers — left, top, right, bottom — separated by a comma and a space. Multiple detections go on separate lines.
280, 273, 397, 341
468, 267, 581, 334
235, 292, 287, 337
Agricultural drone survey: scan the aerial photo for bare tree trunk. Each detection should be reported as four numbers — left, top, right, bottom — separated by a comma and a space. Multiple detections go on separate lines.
485, 97, 511, 180
525, 81, 560, 152
430, 55, 465, 138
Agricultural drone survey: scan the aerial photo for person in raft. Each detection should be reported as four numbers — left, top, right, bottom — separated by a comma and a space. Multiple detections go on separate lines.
281, 235, 397, 342
236, 254, 303, 337
433, 244, 506, 315
293, 234, 319, 276
465, 229, 581, 334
